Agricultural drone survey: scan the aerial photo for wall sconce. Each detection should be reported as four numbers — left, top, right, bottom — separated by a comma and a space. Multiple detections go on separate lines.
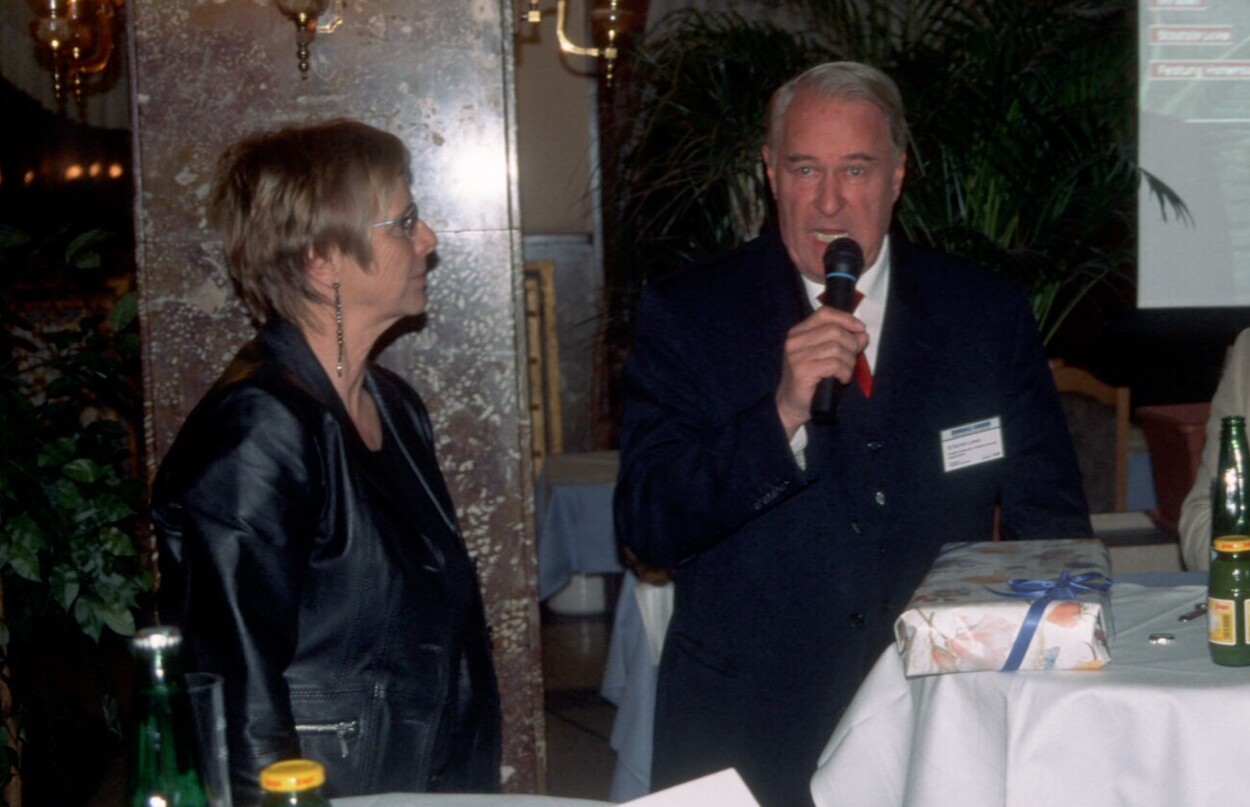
523, 0, 640, 85
28, 0, 125, 108
274, 0, 345, 80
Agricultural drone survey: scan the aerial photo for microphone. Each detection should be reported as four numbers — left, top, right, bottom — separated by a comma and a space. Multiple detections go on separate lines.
810, 237, 865, 424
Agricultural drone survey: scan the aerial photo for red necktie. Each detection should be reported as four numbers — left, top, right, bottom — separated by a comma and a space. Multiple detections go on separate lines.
816, 290, 873, 398
851, 291, 873, 398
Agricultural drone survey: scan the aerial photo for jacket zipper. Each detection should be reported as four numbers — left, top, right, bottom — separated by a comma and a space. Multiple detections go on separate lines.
294, 720, 359, 758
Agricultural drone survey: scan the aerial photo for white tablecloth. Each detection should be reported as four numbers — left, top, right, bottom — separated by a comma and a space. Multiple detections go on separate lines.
601, 572, 675, 803
535, 451, 622, 600
333, 794, 610, 806
811, 578, 1249, 806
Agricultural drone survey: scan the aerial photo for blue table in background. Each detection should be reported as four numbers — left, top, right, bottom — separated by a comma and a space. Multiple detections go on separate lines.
534, 451, 623, 602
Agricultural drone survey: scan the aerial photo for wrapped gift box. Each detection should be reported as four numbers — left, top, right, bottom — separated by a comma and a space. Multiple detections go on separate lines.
894, 539, 1113, 677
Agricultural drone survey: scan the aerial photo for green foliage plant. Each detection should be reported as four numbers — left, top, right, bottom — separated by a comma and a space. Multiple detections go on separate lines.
0, 222, 148, 804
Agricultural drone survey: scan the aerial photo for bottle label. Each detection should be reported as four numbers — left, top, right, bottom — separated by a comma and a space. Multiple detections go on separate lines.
1210, 597, 1238, 645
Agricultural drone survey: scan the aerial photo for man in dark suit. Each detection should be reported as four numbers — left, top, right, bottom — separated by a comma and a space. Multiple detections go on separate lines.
613, 61, 1092, 807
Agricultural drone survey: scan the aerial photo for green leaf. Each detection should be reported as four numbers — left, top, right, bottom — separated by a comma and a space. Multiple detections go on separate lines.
70, 542, 105, 576
2, 514, 45, 580
108, 291, 138, 333
73, 492, 134, 529
98, 525, 137, 557
96, 600, 137, 638
0, 223, 33, 252
38, 436, 77, 469
65, 229, 112, 269
73, 597, 104, 642
55, 477, 86, 510
49, 565, 82, 612
6, 547, 41, 582
62, 457, 105, 484
3, 513, 47, 553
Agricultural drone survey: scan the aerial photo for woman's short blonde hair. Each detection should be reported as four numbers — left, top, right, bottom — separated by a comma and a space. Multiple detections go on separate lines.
208, 118, 412, 327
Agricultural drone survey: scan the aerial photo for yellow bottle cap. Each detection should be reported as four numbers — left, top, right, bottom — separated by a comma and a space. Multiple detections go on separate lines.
1214, 537, 1250, 553
261, 759, 326, 792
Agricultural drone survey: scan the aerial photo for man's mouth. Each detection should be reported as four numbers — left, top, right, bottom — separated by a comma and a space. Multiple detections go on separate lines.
813, 232, 848, 245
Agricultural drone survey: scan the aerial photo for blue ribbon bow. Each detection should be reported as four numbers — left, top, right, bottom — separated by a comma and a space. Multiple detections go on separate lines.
988, 569, 1113, 672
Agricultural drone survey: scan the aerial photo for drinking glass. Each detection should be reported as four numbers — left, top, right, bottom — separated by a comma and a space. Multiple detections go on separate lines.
186, 672, 233, 807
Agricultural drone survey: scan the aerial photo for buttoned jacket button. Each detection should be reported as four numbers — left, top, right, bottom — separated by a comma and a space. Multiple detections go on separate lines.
849, 613, 866, 629
874, 490, 886, 506
851, 520, 862, 535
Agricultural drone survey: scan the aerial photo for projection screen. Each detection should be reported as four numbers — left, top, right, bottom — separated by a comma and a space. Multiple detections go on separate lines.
1138, 0, 1250, 308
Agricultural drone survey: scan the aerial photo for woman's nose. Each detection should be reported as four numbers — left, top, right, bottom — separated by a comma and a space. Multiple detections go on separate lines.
415, 220, 438, 251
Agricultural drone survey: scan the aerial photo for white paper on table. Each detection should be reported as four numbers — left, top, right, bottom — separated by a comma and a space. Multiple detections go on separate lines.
621, 768, 760, 806
634, 580, 675, 665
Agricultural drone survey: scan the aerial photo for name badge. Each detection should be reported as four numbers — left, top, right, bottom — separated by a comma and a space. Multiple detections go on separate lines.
940, 416, 1005, 472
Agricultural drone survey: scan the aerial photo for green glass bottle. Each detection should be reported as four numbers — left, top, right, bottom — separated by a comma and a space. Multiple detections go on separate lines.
1211, 416, 1250, 562
259, 759, 332, 807
1208, 537, 1250, 666
128, 626, 210, 807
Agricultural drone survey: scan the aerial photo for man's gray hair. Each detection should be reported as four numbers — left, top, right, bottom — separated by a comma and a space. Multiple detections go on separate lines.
766, 61, 909, 158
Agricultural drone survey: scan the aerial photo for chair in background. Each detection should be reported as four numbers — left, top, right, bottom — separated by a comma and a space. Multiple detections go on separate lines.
1051, 360, 1131, 514
1050, 362, 1184, 572
1135, 401, 1210, 536
524, 260, 564, 479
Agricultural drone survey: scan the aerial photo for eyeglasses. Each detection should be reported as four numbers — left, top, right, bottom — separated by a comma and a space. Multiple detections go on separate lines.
370, 202, 419, 238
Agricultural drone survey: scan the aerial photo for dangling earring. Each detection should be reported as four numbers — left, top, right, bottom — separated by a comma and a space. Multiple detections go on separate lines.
333, 280, 344, 378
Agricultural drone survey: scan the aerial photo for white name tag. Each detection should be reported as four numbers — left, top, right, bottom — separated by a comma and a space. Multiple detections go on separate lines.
940, 416, 1005, 472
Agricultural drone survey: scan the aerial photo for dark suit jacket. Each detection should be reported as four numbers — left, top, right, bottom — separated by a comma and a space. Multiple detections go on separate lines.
614, 231, 1091, 807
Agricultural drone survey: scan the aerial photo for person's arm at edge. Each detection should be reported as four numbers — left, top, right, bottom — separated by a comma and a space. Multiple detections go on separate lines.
1179, 328, 1250, 571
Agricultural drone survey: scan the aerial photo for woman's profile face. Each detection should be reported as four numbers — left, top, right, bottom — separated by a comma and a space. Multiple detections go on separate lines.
344, 184, 438, 327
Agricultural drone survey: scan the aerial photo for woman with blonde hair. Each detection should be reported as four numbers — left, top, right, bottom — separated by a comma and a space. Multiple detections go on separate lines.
153, 119, 501, 803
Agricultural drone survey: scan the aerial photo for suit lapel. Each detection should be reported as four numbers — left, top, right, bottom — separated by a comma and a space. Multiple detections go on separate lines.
873, 240, 945, 406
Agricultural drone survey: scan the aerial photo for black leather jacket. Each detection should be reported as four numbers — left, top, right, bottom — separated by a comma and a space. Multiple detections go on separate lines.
153, 320, 501, 804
